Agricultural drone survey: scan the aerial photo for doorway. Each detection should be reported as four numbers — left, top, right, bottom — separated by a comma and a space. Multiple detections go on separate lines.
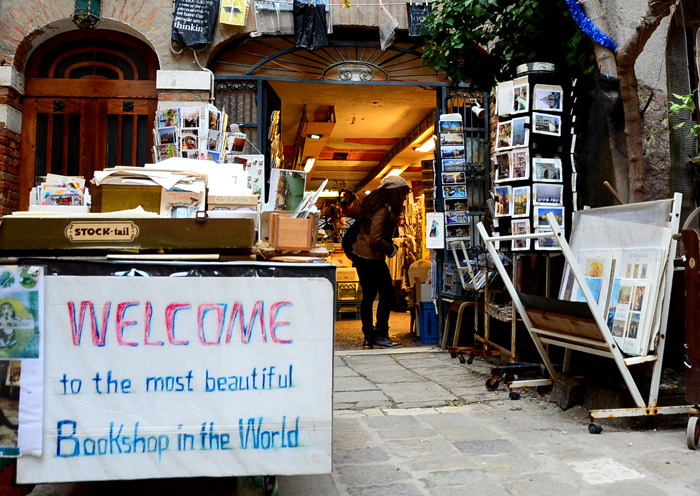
19, 31, 159, 209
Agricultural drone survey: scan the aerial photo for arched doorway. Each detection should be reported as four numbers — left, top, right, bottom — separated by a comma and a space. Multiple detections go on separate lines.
19, 30, 159, 209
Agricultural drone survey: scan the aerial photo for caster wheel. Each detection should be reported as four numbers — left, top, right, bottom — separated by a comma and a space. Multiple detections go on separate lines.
509, 391, 520, 400
588, 423, 603, 434
687, 416, 700, 450
458, 355, 466, 364
450, 350, 458, 358
467, 356, 474, 365
485, 377, 500, 391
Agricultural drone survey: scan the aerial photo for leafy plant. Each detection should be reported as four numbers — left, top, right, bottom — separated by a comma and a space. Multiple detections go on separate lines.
669, 89, 700, 138
421, 0, 595, 90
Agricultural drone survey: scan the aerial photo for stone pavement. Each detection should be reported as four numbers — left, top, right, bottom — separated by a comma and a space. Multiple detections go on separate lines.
279, 348, 700, 496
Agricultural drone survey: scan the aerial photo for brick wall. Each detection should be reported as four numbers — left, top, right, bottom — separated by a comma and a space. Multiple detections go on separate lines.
0, 86, 20, 215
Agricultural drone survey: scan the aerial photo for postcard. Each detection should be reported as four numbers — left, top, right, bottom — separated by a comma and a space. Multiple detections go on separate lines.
441, 133, 464, 146
511, 116, 529, 147
510, 147, 529, 181
495, 120, 513, 151
442, 171, 466, 184
495, 152, 511, 183
511, 218, 530, 251
442, 158, 466, 172
512, 76, 529, 114
157, 126, 178, 145
512, 186, 530, 218
445, 211, 469, 224
532, 157, 563, 182
533, 84, 564, 112
441, 145, 465, 160
533, 112, 562, 136
444, 198, 469, 211
181, 107, 203, 129
443, 185, 467, 198
497, 80, 514, 116
439, 113, 464, 133
425, 212, 445, 249
180, 130, 199, 151
533, 183, 564, 206
157, 108, 180, 128
446, 225, 470, 240
494, 185, 512, 217
534, 228, 559, 251
534, 206, 565, 229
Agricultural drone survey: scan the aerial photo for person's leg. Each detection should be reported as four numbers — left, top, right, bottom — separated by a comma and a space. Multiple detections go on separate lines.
374, 261, 401, 348
354, 256, 380, 349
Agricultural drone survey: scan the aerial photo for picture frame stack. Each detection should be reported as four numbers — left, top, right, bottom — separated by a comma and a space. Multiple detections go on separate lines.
491, 63, 574, 252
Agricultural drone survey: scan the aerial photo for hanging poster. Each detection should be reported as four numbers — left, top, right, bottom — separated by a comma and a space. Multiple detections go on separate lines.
17, 276, 333, 483
425, 212, 445, 249
172, 0, 221, 47
0, 266, 44, 458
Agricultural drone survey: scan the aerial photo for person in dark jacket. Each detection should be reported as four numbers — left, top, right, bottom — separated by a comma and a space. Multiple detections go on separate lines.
351, 175, 411, 349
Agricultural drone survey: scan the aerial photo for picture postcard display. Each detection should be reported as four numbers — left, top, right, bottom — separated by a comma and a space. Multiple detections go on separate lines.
491, 71, 571, 252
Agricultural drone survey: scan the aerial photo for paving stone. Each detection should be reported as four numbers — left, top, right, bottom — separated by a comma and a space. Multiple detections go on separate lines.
453, 439, 518, 456
421, 468, 484, 487
346, 482, 424, 496
403, 452, 478, 472
375, 427, 436, 440
376, 381, 454, 404
365, 414, 423, 430
333, 447, 390, 465
277, 474, 340, 496
336, 464, 411, 486
334, 390, 389, 404
360, 368, 425, 383
383, 437, 461, 458
334, 375, 377, 392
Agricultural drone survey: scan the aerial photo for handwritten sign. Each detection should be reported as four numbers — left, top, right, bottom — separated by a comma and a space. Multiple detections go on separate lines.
17, 275, 333, 483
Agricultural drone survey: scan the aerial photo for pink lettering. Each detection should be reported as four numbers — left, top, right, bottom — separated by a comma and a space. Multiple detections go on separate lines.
165, 303, 191, 345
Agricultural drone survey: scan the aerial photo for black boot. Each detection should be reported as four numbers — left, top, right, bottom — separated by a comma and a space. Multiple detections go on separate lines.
373, 327, 401, 348
362, 328, 374, 349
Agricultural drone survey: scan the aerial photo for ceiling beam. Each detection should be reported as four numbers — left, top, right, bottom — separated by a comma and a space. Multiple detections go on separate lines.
353, 109, 436, 192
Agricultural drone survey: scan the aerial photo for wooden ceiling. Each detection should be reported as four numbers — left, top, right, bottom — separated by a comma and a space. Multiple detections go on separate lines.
269, 80, 437, 194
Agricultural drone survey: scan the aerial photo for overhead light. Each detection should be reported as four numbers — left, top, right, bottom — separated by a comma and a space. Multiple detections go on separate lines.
364, 190, 371, 195
414, 136, 436, 153
385, 168, 403, 177
303, 157, 316, 173
307, 134, 322, 140
73, 0, 101, 30
318, 190, 340, 198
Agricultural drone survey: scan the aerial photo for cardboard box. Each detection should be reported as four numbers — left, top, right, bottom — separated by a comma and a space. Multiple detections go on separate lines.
261, 211, 318, 251
90, 184, 162, 214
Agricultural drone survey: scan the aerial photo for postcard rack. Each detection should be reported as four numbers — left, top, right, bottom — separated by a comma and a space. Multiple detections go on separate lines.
476, 193, 692, 432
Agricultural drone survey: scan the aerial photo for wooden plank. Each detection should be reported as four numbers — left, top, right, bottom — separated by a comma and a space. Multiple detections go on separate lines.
526, 308, 604, 342
18, 98, 38, 211
26, 79, 157, 99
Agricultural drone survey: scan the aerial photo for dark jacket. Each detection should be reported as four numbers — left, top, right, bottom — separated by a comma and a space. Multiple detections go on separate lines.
352, 204, 398, 260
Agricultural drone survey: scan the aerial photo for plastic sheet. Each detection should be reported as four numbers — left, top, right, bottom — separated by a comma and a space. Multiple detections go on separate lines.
379, 7, 398, 51
293, 0, 329, 50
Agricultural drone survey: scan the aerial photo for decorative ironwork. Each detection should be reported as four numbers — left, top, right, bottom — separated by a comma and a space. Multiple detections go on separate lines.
215, 81, 258, 91
334, 63, 376, 82
53, 100, 65, 112
122, 101, 134, 112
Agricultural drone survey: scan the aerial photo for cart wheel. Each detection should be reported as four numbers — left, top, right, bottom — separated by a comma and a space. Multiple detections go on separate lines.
588, 423, 603, 434
687, 416, 700, 450
485, 377, 500, 391
509, 391, 520, 400
450, 350, 458, 358
458, 355, 466, 364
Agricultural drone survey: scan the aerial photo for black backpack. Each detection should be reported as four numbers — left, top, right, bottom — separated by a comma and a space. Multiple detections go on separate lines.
341, 218, 361, 258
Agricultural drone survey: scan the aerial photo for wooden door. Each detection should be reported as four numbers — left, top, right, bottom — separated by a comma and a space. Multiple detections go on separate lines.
19, 31, 158, 210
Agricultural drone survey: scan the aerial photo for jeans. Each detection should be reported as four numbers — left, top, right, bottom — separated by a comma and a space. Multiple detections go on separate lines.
353, 255, 394, 335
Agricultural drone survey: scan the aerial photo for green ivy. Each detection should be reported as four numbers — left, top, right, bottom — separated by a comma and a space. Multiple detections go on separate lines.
421, 0, 595, 89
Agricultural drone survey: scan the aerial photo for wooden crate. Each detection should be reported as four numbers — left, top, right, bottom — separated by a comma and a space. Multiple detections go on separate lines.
269, 212, 316, 251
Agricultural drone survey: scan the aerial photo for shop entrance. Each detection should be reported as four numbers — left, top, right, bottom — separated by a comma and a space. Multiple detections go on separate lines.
19, 31, 159, 209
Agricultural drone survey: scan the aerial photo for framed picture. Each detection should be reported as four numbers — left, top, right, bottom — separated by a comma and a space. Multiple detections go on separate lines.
533, 84, 564, 112
440, 133, 464, 146
532, 157, 563, 182
494, 185, 512, 217
512, 186, 530, 218
511, 218, 531, 251
511, 116, 529, 147
534, 206, 565, 229
512, 77, 529, 114
510, 147, 529, 181
442, 171, 466, 184
532, 112, 561, 136
533, 183, 564, 206
495, 152, 511, 183
445, 211, 469, 224
442, 158, 466, 172
495, 120, 513, 151
534, 228, 559, 250
443, 185, 467, 198
441, 145, 465, 160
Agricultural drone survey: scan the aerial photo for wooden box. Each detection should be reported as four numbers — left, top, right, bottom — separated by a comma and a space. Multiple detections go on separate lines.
261, 212, 317, 251
89, 184, 163, 214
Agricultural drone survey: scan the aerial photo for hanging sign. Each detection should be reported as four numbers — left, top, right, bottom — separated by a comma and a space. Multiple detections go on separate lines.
17, 275, 333, 483
172, 0, 221, 47
220, 0, 248, 26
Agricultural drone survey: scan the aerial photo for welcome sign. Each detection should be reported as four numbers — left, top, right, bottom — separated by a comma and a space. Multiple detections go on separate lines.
17, 275, 334, 483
